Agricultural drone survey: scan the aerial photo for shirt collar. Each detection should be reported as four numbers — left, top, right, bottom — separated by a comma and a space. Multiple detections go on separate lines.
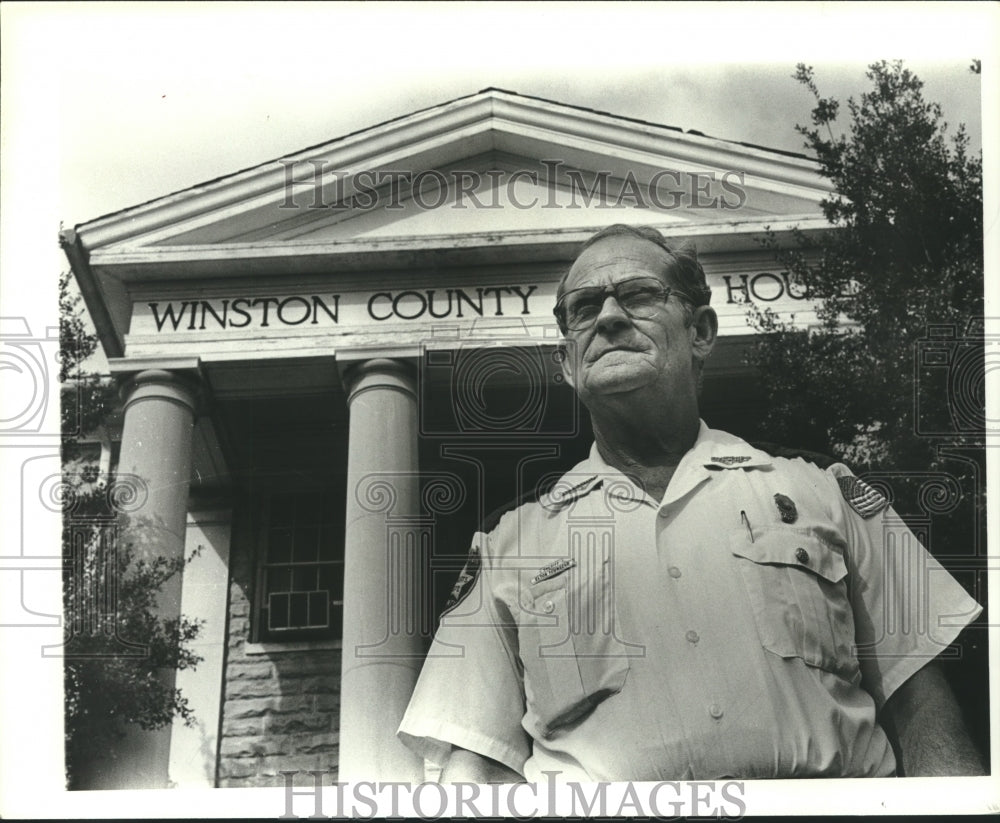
542, 420, 773, 510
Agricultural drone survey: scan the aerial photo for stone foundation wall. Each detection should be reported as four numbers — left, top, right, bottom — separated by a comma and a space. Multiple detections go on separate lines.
216, 534, 340, 788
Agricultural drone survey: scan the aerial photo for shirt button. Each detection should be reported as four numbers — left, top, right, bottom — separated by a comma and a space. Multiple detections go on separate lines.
543, 600, 555, 614
795, 547, 810, 564
685, 630, 700, 644
709, 704, 724, 719
658, 509, 670, 518
668, 566, 682, 579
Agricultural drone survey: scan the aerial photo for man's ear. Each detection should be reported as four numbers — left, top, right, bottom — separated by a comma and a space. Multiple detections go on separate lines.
557, 341, 578, 391
691, 306, 718, 363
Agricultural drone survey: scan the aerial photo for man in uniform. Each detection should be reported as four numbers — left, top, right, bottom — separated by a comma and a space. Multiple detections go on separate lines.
397, 224, 984, 781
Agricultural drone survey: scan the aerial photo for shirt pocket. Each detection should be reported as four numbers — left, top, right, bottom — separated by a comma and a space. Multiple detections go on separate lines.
517, 558, 630, 739
730, 527, 859, 681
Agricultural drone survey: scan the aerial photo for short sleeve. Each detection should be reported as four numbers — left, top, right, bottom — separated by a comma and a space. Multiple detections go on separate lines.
828, 464, 983, 707
397, 531, 530, 775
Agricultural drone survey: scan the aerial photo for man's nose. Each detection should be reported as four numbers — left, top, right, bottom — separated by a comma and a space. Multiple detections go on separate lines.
594, 295, 631, 332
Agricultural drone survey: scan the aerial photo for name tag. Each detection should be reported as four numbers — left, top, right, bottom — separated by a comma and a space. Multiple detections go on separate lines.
532, 558, 576, 585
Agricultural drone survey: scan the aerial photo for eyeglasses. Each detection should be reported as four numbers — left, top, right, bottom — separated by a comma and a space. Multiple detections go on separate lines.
554, 276, 691, 332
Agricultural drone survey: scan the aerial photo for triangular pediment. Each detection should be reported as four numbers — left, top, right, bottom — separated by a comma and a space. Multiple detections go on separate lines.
167, 150, 820, 246
73, 89, 832, 256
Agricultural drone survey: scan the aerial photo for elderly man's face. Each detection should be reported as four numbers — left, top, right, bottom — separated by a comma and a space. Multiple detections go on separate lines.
558, 235, 709, 405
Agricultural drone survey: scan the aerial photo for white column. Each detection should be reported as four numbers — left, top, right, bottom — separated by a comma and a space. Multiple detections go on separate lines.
86, 368, 198, 789
117, 369, 198, 617
338, 358, 425, 782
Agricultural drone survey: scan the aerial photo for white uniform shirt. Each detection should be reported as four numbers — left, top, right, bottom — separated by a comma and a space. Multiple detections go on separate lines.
398, 422, 982, 780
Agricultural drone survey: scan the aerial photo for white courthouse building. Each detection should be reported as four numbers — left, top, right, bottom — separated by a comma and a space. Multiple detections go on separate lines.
61, 89, 835, 789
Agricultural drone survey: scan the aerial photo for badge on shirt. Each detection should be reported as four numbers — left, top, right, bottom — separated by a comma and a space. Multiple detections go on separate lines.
711, 455, 752, 466
774, 493, 798, 523
442, 544, 481, 614
532, 558, 576, 585
837, 475, 889, 519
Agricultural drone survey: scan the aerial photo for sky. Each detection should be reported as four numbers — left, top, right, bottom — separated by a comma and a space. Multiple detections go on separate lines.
3, 2, 990, 227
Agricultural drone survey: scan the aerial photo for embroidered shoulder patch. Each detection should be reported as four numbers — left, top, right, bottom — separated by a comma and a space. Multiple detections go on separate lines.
711, 455, 752, 466
442, 544, 481, 615
837, 475, 889, 519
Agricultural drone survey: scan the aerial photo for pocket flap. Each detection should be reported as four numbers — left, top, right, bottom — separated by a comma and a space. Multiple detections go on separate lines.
730, 528, 848, 584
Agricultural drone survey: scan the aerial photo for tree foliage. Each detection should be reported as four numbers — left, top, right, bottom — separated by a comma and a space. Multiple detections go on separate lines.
747, 60, 984, 471
62, 525, 203, 786
58, 271, 117, 463
745, 60, 987, 755
60, 273, 202, 789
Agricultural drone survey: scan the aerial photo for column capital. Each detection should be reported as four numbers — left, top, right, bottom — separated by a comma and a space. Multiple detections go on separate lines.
109, 357, 203, 412
108, 356, 202, 377
118, 368, 201, 415
343, 358, 417, 405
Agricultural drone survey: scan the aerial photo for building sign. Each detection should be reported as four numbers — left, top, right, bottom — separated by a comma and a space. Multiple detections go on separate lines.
130, 273, 813, 339
367, 286, 538, 322
143, 286, 538, 332
146, 294, 343, 332
721, 272, 810, 304
136, 284, 547, 336
134, 272, 808, 334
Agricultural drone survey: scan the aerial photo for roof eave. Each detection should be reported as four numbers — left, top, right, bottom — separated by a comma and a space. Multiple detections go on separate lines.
86, 216, 836, 280
60, 228, 125, 359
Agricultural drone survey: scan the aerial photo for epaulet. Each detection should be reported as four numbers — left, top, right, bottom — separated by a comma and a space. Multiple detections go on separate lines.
748, 441, 841, 470
480, 485, 548, 534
